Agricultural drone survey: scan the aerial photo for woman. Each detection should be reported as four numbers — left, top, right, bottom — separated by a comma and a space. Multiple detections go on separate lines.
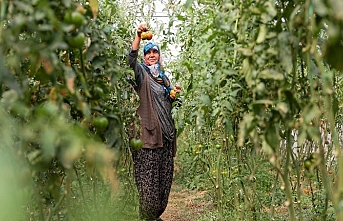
127, 24, 180, 221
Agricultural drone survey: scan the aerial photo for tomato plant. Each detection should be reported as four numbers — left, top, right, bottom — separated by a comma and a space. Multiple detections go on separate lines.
0, 0, 139, 220
169, 0, 343, 220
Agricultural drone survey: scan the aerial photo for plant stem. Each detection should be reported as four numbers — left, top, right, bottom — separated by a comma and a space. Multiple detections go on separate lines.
45, 193, 66, 221
270, 172, 279, 220
35, 184, 45, 221
66, 177, 72, 221
74, 165, 86, 201
283, 128, 296, 221
215, 147, 223, 221
289, 130, 304, 221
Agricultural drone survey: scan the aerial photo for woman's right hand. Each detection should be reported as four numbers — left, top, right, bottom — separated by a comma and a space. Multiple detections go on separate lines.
137, 24, 149, 38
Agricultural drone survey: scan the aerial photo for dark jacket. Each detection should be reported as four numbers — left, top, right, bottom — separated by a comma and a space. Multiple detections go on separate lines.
137, 68, 164, 148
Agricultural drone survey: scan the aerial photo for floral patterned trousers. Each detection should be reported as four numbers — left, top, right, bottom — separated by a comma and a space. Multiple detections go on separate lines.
132, 138, 174, 221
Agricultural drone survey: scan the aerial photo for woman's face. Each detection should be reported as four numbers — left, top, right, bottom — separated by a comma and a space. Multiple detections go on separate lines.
144, 49, 160, 65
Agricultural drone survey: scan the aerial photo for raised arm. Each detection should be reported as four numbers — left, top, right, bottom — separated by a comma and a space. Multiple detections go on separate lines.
128, 24, 150, 91
128, 24, 149, 70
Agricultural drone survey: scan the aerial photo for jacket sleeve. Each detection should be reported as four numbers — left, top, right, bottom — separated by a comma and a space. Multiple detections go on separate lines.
127, 48, 144, 91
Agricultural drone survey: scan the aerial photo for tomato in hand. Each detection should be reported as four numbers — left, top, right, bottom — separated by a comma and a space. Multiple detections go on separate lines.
170, 89, 176, 98
146, 32, 153, 40
141, 31, 153, 40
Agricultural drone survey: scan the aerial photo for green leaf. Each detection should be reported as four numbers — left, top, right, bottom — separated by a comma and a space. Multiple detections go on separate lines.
177, 15, 187, 21
303, 104, 320, 123
265, 124, 278, 152
313, 0, 328, 16
256, 25, 267, 44
184, 0, 194, 9
207, 33, 217, 42
242, 58, 253, 87
27, 150, 42, 163
297, 129, 307, 146
42, 129, 57, 160
278, 32, 293, 74
199, 94, 211, 106
259, 69, 284, 80
307, 126, 321, 143
261, 1, 277, 23
0, 50, 23, 97
328, 0, 343, 18
89, 0, 99, 20
262, 139, 274, 155
230, 88, 241, 97
238, 48, 254, 56
276, 102, 289, 118
223, 100, 233, 112
238, 114, 255, 147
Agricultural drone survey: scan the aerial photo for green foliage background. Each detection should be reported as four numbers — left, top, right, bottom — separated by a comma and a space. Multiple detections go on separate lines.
1, 0, 343, 220
169, 0, 343, 220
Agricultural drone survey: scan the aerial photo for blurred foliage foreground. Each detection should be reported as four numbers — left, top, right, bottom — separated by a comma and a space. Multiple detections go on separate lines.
0, 0, 139, 220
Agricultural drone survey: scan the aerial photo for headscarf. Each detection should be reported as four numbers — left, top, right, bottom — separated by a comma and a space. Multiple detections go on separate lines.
141, 42, 173, 97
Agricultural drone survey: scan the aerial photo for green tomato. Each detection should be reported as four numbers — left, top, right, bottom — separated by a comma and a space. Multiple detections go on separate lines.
304, 159, 312, 170
304, 170, 314, 178
92, 86, 104, 100
67, 32, 85, 49
130, 138, 143, 150
93, 116, 109, 132
64, 12, 72, 24
71, 11, 84, 28
215, 144, 221, 149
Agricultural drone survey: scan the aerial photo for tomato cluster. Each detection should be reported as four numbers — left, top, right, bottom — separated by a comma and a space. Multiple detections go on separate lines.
63, 6, 86, 49
141, 31, 153, 40
170, 85, 181, 99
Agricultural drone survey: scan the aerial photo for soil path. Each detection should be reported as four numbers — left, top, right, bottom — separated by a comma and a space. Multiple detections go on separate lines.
160, 184, 212, 221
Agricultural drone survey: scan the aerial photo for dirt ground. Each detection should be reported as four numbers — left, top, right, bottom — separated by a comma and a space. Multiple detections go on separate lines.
160, 184, 213, 221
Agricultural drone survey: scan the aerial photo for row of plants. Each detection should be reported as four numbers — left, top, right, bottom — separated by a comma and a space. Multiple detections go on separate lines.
169, 0, 343, 220
0, 0, 147, 220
